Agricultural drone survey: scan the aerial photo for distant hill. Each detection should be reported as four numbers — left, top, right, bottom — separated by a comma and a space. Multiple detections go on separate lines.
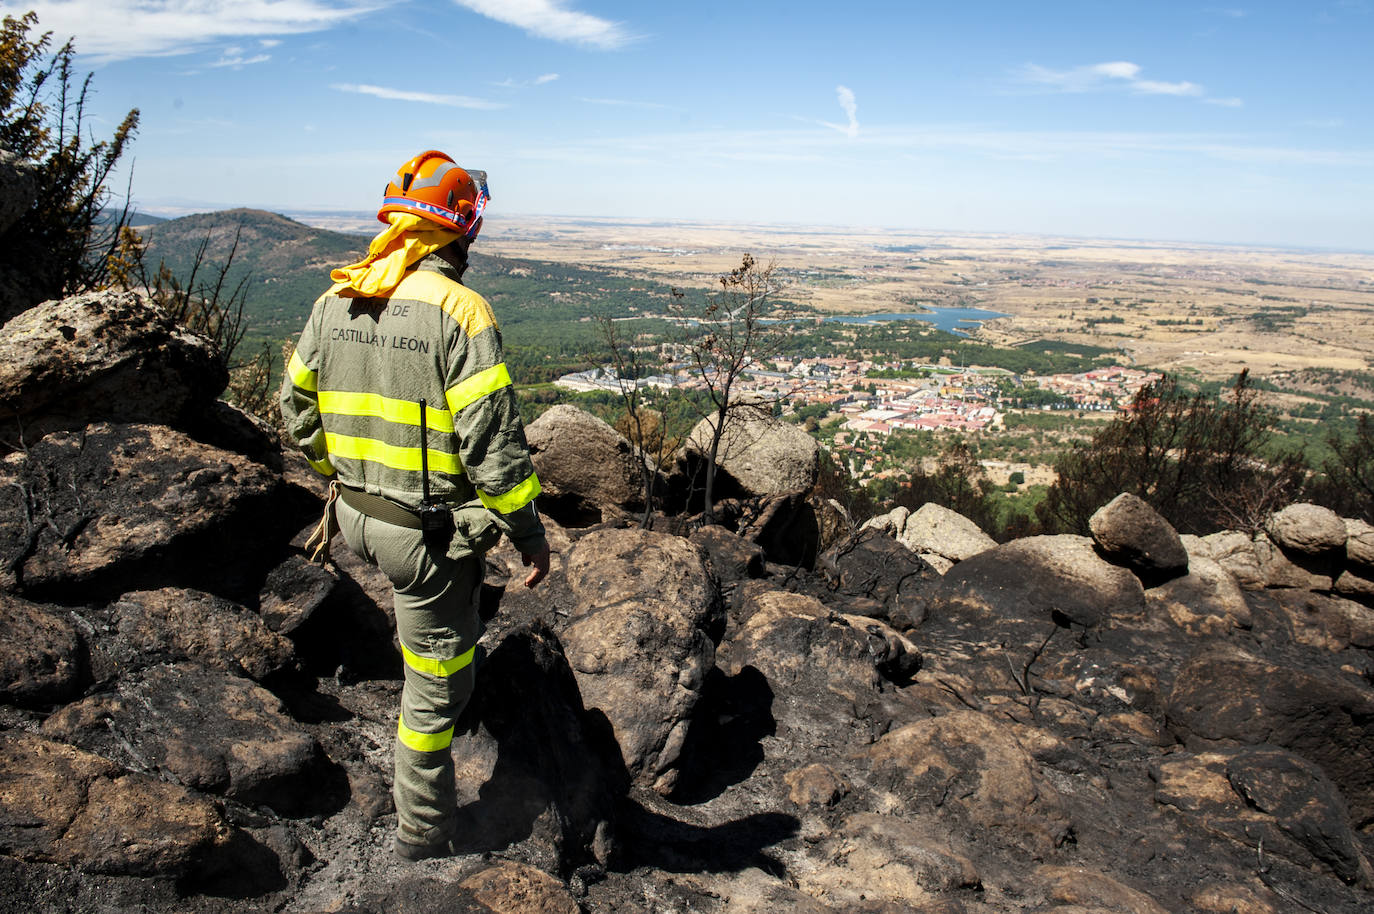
136, 208, 682, 381
96, 209, 169, 227
139, 208, 368, 341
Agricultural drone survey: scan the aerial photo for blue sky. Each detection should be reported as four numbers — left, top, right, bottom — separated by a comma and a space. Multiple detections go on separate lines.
5, 1, 1371, 249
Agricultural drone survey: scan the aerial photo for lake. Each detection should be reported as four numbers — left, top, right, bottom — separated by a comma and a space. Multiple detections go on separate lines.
825, 307, 1010, 337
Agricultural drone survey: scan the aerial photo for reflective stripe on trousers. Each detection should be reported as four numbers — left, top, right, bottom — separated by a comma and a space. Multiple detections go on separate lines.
333, 495, 483, 845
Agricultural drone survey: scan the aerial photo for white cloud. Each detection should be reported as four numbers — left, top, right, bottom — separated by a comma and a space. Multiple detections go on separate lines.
211, 52, 271, 69
451, 0, 634, 49
820, 85, 860, 139
332, 83, 506, 109
8, 1, 385, 62
1020, 60, 1206, 98
493, 73, 560, 89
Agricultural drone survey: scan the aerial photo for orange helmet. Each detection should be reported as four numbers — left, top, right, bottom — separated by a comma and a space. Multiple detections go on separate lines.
377, 150, 489, 238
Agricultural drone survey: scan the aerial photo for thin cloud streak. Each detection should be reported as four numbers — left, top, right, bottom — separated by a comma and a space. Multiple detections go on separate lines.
11, 0, 387, 62
494, 73, 561, 89
451, 0, 635, 49
332, 83, 506, 109
1019, 61, 1204, 97
210, 53, 271, 69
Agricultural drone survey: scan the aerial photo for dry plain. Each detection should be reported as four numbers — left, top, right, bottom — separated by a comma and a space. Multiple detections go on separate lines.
472, 215, 1374, 385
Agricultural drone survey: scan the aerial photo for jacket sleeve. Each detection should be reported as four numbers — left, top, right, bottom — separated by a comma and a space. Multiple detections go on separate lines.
444, 320, 547, 555
279, 302, 336, 478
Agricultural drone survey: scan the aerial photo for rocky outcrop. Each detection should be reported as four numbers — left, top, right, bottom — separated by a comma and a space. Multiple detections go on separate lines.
898, 501, 997, 562
561, 528, 722, 795
42, 663, 332, 817
0, 422, 290, 602
1267, 503, 1349, 555
1089, 492, 1189, 580
0, 290, 227, 449
0, 731, 227, 877
526, 405, 643, 524
3, 276, 1374, 913
0, 593, 85, 708
1166, 646, 1374, 824
937, 534, 1147, 629
682, 403, 820, 499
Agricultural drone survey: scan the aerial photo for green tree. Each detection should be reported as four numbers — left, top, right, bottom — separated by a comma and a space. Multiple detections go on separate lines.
1038, 371, 1305, 535
0, 12, 139, 313
1308, 414, 1374, 523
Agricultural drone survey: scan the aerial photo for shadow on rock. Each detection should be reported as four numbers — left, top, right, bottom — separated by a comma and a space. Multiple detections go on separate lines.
617, 803, 799, 877
669, 665, 775, 805
181, 828, 288, 900
449, 620, 629, 876
288, 572, 401, 681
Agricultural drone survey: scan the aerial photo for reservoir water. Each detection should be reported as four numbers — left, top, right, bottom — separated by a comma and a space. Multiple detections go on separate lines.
824, 307, 1010, 337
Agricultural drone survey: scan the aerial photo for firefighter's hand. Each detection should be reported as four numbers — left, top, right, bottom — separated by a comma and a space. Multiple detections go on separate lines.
522, 545, 551, 588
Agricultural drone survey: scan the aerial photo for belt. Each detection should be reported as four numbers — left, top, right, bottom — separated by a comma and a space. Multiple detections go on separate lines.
337, 485, 423, 530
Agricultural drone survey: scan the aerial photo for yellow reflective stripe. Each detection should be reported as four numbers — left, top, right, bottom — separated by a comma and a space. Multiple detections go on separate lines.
318, 390, 455, 433
324, 432, 463, 475
478, 471, 541, 514
400, 642, 475, 677
307, 455, 336, 476
445, 363, 512, 414
397, 715, 454, 752
392, 271, 498, 339
288, 350, 318, 392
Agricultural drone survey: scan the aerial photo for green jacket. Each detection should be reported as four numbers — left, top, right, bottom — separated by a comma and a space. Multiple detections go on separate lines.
280, 256, 546, 555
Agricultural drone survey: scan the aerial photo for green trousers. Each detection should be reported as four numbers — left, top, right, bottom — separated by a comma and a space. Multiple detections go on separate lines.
335, 497, 483, 844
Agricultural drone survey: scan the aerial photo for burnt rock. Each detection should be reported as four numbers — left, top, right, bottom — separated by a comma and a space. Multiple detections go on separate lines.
0, 423, 288, 603
1033, 866, 1171, 914
0, 592, 85, 708
797, 813, 981, 909
451, 621, 626, 876
258, 554, 339, 636
1266, 503, 1348, 556
723, 590, 919, 699
0, 290, 226, 448
1144, 555, 1251, 636
1268, 589, 1374, 652
1165, 646, 1374, 825
1227, 747, 1373, 885
738, 491, 822, 568
689, 524, 765, 583
1089, 492, 1189, 582
816, 528, 940, 628
526, 405, 643, 526
93, 587, 296, 682
42, 662, 336, 817
934, 534, 1146, 630
0, 730, 225, 877
459, 860, 584, 914
561, 528, 720, 795
859, 709, 1073, 854
1153, 747, 1373, 885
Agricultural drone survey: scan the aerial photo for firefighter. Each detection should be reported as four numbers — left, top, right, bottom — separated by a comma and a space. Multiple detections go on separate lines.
281, 150, 549, 861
